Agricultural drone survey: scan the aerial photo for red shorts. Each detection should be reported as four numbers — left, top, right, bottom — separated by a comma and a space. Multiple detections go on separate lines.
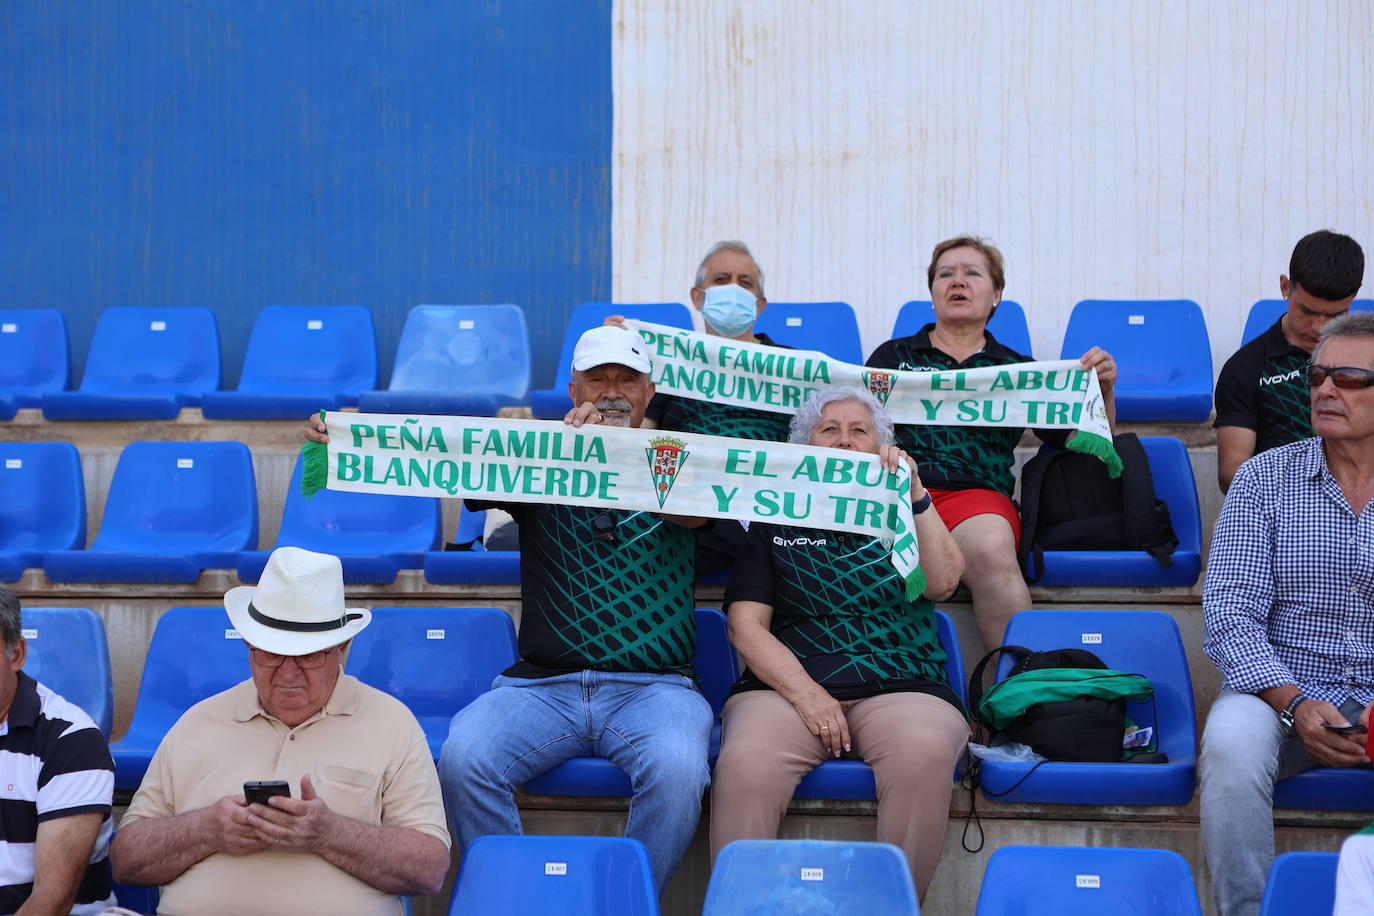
928, 487, 1022, 549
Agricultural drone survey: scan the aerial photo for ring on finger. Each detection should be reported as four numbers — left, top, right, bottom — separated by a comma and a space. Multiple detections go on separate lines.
819, 724, 830, 732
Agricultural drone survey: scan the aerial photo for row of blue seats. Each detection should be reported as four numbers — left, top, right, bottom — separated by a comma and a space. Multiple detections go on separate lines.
0, 437, 1203, 587
6, 298, 1371, 424
41, 604, 1366, 811
458, 839, 1332, 916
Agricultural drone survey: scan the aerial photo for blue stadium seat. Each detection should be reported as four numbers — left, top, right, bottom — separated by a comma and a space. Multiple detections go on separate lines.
423, 504, 522, 585
0, 309, 70, 420
704, 840, 918, 916
110, 607, 253, 790
1241, 298, 1374, 345
0, 442, 85, 582
977, 609, 1197, 805
44, 442, 257, 584
892, 300, 1032, 357
1272, 767, 1374, 811
530, 303, 693, 419
41, 307, 221, 420
358, 305, 530, 415
974, 845, 1202, 915
1060, 299, 1212, 422
1021, 436, 1203, 587
449, 835, 658, 916
21, 607, 113, 737
1258, 851, 1338, 916
346, 606, 518, 759
200, 305, 377, 419
522, 608, 738, 796
110, 865, 159, 915
755, 302, 864, 364
236, 454, 440, 585
793, 610, 965, 800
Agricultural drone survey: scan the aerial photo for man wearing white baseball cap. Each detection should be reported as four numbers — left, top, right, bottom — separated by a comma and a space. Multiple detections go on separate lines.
110, 547, 451, 916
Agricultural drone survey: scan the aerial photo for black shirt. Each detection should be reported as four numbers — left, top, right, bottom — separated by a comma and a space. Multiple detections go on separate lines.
866, 325, 1070, 497
725, 521, 963, 711
469, 501, 697, 678
1213, 317, 1312, 453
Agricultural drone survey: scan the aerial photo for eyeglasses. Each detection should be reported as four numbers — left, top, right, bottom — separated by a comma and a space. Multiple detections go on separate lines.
249, 647, 335, 669
1305, 364, 1374, 390
589, 510, 618, 545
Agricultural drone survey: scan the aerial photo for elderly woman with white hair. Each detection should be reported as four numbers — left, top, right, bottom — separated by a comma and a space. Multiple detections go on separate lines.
709, 385, 968, 901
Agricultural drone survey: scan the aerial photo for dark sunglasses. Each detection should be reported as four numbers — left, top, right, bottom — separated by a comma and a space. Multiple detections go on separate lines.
1305, 364, 1374, 390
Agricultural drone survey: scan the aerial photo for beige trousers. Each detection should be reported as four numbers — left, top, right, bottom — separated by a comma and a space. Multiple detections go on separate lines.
709, 689, 969, 899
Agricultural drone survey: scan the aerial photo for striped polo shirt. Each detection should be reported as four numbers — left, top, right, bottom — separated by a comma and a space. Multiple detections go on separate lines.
0, 671, 115, 916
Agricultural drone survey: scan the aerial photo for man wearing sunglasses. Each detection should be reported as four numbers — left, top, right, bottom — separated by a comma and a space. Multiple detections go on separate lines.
111, 547, 451, 915
1214, 229, 1365, 492
435, 326, 715, 895
1201, 311, 1374, 916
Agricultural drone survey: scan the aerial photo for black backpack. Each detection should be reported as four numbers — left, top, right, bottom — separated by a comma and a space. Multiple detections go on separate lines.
1017, 432, 1179, 583
967, 645, 1135, 763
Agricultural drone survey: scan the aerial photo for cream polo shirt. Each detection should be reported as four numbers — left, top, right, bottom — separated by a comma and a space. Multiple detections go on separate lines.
121, 674, 450, 916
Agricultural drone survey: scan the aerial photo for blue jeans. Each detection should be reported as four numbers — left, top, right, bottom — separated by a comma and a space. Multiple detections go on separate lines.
437, 669, 713, 891
1200, 688, 1366, 916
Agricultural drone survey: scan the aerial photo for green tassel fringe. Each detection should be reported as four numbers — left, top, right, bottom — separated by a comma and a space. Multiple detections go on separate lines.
903, 567, 928, 603
300, 410, 329, 499
1067, 430, 1123, 479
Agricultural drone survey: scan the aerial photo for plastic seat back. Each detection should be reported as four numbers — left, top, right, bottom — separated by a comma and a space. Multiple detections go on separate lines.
243, 454, 440, 583
704, 840, 918, 915
20, 607, 114, 737
693, 607, 739, 716
0, 442, 86, 579
360, 305, 529, 415
449, 835, 659, 916
200, 306, 377, 418
0, 309, 70, 414
91, 442, 258, 557
1060, 300, 1212, 421
1242, 298, 1374, 345
1258, 851, 1338, 916
974, 845, 1202, 915
111, 607, 254, 789
345, 606, 518, 758
78, 307, 220, 401
892, 300, 1032, 357
755, 302, 863, 364
530, 303, 692, 418
978, 609, 1197, 805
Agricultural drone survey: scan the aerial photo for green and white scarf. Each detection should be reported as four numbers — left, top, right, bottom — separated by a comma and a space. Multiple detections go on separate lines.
302, 413, 929, 597
625, 320, 1121, 475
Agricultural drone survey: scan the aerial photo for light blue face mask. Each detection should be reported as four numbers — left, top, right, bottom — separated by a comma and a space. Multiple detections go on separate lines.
702, 283, 759, 337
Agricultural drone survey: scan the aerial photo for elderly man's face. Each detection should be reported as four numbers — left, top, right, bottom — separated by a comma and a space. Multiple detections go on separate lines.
810, 399, 881, 454
568, 364, 655, 428
690, 249, 764, 308
247, 641, 347, 728
1310, 335, 1374, 443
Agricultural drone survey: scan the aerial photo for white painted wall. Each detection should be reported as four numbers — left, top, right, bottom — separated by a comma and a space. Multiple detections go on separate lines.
612, 0, 1373, 375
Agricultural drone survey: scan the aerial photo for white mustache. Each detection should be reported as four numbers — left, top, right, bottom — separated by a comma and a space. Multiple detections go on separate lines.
596, 399, 633, 413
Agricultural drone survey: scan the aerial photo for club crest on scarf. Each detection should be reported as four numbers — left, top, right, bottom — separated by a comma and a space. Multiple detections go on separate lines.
862, 369, 898, 405
645, 435, 690, 507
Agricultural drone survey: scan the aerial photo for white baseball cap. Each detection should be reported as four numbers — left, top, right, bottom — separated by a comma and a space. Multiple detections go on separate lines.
571, 326, 651, 374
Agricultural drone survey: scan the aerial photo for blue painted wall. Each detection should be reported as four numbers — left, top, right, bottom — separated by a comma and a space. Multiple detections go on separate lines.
3, 0, 611, 390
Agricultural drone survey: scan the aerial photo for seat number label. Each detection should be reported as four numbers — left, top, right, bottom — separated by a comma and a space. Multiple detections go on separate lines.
1076, 874, 1101, 888
1, 324, 15, 333
177, 459, 194, 468
5, 460, 21, 469
800, 867, 824, 881
1081, 633, 1103, 644
150, 321, 167, 331
307, 320, 324, 330
22, 629, 37, 639
426, 629, 445, 639
544, 862, 567, 876
225, 629, 242, 639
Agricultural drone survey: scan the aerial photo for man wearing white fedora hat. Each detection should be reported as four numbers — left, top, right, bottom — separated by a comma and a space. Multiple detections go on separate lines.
110, 547, 451, 916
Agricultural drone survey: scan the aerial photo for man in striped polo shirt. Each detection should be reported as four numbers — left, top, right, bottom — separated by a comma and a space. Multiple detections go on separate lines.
0, 587, 115, 915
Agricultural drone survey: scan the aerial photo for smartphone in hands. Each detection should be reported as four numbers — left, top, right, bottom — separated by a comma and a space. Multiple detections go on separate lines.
243, 780, 291, 805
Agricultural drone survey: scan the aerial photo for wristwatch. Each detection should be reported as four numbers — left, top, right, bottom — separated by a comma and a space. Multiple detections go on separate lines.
1279, 693, 1307, 731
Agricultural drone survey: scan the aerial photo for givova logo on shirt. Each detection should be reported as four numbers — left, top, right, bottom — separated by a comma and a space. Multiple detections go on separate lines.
645, 435, 689, 507
862, 369, 898, 405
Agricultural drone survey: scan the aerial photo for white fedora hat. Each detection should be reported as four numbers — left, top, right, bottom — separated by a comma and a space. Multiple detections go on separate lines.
224, 547, 371, 656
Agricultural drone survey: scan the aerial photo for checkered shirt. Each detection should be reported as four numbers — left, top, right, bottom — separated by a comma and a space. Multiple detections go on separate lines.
1203, 437, 1374, 705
